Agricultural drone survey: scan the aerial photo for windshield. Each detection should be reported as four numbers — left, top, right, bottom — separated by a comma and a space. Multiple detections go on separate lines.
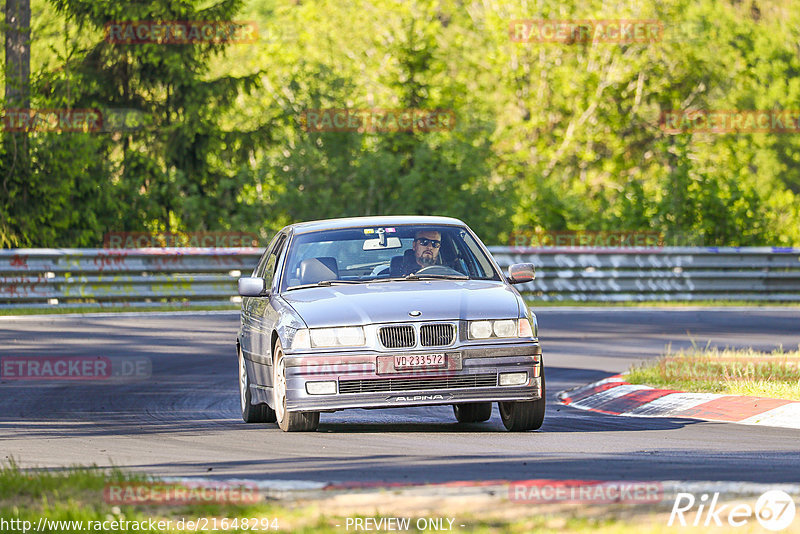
281, 225, 501, 290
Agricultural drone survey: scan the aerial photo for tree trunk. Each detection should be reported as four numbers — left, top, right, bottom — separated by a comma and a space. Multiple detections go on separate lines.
4, 0, 31, 109
3, 0, 32, 192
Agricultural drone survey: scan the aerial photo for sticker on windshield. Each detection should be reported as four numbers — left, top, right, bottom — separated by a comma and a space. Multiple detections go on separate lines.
364, 227, 395, 234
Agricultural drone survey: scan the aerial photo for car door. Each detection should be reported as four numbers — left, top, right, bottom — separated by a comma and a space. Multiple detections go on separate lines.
241, 232, 287, 381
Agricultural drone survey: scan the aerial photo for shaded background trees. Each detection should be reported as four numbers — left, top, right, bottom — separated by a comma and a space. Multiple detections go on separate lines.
1, 0, 799, 247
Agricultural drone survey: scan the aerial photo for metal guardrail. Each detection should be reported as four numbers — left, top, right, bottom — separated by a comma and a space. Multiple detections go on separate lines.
490, 246, 800, 302
1, 247, 799, 309
0, 248, 262, 309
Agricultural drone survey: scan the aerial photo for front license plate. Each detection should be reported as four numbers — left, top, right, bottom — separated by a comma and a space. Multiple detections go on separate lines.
394, 353, 446, 370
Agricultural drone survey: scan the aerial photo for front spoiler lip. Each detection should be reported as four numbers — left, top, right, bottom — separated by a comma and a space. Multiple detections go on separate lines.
285, 383, 542, 412
278, 341, 542, 412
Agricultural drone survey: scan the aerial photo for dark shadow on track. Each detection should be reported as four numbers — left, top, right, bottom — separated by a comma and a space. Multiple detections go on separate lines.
92, 447, 800, 484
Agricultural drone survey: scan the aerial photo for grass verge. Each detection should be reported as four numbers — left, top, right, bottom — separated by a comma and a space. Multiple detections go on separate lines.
0, 460, 723, 533
626, 346, 800, 400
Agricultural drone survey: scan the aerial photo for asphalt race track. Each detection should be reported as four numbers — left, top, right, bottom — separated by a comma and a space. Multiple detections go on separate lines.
1, 308, 799, 485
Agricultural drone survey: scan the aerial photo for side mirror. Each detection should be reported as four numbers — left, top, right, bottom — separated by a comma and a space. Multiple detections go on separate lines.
238, 277, 267, 297
508, 263, 535, 284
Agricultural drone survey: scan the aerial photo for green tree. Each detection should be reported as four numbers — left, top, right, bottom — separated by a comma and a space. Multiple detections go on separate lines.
250, 0, 512, 241
2, 0, 268, 246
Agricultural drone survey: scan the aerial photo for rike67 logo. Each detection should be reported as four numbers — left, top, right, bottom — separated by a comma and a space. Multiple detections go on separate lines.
669, 490, 796, 531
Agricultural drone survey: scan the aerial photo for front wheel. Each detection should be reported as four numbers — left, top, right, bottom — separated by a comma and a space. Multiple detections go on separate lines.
239, 345, 276, 423
498, 364, 545, 432
453, 403, 492, 423
273, 340, 319, 432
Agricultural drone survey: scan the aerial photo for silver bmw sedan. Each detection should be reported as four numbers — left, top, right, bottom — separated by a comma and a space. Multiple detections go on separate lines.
237, 216, 543, 432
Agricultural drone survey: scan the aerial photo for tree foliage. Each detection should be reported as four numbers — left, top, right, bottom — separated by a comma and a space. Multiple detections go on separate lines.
1, 0, 799, 247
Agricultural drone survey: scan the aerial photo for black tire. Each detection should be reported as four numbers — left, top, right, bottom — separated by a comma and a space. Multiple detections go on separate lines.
498, 364, 546, 432
453, 403, 493, 423
238, 345, 276, 423
273, 340, 319, 432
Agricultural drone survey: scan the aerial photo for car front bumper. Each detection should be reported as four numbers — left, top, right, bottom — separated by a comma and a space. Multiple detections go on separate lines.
282, 342, 542, 412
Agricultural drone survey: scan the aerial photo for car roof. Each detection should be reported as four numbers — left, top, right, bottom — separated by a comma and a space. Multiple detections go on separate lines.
286, 216, 467, 235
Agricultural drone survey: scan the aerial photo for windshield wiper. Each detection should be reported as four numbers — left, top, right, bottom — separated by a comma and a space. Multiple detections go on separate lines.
285, 280, 365, 291
403, 273, 469, 280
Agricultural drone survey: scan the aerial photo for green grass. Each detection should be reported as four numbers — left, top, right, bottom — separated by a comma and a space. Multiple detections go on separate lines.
0, 460, 691, 533
0, 460, 293, 533
0, 458, 152, 500
626, 346, 800, 400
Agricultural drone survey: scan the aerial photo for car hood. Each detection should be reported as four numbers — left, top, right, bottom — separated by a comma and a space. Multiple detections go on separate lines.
282, 280, 522, 327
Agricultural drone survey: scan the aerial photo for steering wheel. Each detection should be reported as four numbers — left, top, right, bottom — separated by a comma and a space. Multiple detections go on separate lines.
413, 265, 465, 276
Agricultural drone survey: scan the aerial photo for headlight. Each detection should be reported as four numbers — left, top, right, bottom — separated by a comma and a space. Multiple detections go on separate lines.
309, 326, 365, 348
468, 319, 532, 340
493, 319, 517, 337
334, 327, 365, 346
468, 321, 493, 339
310, 328, 337, 347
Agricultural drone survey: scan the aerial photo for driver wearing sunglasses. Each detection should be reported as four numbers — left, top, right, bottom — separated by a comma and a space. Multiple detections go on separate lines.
392, 229, 442, 276
412, 230, 442, 267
